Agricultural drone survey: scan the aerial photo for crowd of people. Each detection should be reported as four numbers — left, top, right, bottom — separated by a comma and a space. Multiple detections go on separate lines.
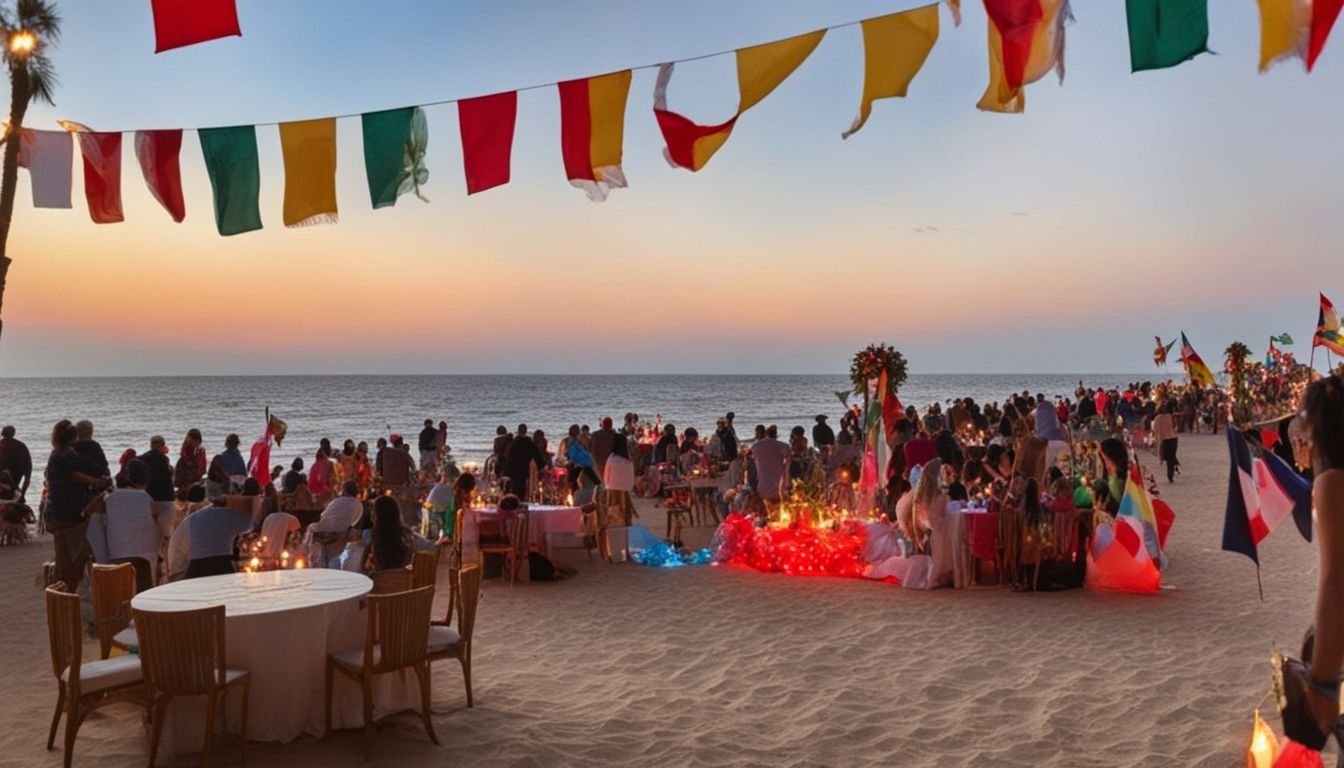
0, 416, 470, 595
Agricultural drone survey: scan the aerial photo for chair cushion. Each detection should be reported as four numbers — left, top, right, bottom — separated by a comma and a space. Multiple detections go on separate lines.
62, 655, 142, 693
331, 646, 382, 671
112, 626, 138, 650
427, 625, 461, 654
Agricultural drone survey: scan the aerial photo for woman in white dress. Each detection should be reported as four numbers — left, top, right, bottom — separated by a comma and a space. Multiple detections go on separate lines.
914, 459, 953, 588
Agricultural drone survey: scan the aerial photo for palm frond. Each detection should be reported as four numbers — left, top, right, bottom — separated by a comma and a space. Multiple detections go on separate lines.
26, 53, 56, 106
14, 0, 60, 42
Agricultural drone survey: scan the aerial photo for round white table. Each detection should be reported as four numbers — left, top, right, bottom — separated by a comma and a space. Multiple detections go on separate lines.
131, 569, 419, 753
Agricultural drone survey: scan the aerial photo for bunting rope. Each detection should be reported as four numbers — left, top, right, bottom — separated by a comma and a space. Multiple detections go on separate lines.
19, 0, 1344, 234
78, 5, 936, 135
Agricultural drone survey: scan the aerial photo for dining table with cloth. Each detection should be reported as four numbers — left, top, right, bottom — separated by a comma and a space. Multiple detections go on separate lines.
459, 504, 583, 565
128, 569, 419, 754
948, 506, 1000, 589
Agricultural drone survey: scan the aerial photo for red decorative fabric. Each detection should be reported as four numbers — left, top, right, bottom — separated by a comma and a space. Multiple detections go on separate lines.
458, 92, 517, 195
151, 0, 241, 53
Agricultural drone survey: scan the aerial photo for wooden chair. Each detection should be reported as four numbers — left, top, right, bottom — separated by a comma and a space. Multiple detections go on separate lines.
480, 509, 529, 586
133, 604, 251, 768
369, 568, 412, 595
428, 563, 481, 707
91, 563, 136, 659
325, 584, 438, 758
410, 548, 439, 590
46, 584, 144, 768
439, 509, 467, 628
663, 487, 693, 547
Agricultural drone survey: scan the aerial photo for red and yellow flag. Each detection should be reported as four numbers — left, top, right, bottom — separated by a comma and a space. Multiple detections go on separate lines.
842, 5, 940, 139
978, 0, 1072, 113
558, 71, 632, 202
654, 30, 825, 171
1257, 0, 1344, 72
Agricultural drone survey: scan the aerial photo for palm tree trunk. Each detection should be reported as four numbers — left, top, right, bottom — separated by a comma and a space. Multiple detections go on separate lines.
0, 64, 31, 343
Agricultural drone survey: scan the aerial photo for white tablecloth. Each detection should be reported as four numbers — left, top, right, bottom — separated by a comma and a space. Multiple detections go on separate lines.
130, 570, 419, 753
460, 505, 582, 564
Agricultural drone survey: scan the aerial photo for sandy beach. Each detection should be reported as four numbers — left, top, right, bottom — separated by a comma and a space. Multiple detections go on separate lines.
0, 433, 1320, 767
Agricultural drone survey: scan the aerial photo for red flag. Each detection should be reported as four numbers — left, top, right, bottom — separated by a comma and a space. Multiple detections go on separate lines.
1310, 0, 1344, 71
135, 130, 186, 222
151, 0, 241, 53
77, 132, 123, 224
458, 91, 517, 195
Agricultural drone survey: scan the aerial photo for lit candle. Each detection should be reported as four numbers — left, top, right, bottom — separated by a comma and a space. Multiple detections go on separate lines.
249, 556, 260, 570
294, 557, 306, 570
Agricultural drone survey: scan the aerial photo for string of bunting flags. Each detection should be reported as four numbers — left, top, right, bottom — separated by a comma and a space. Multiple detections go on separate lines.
21, 0, 1344, 236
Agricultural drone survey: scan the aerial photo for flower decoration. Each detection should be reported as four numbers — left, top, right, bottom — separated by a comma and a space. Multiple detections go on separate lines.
849, 343, 908, 396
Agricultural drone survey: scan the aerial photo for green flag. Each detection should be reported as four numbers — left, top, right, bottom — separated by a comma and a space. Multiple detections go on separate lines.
362, 106, 429, 209
1272, 333, 1295, 345
834, 390, 850, 407
198, 126, 262, 236
1125, 0, 1209, 73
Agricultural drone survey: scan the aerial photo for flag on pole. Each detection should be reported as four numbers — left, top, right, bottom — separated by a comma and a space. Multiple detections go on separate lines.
75, 132, 124, 224
1223, 426, 1312, 565
151, 0, 241, 53
1271, 333, 1295, 345
977, 0, 1072, 113
1153, 336, 1177, 367
1314, 293, 1344, 355
458, 91, 518, 194
135, 130, 186, 222
199, 126, 262, 236
654, 29, 825, 171
558, 71, 632, 201
841, 5, 940, 139
247, 413, 288, 485
1180, 332, 1216, 387
1125, 0, 1209, 72
1257, 0, 1344, 72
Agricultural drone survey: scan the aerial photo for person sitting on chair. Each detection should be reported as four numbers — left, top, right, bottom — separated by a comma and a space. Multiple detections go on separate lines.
364, 495, 415, 572
183, 496, 253, 579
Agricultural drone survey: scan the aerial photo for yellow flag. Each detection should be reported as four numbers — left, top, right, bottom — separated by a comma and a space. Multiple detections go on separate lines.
587, 70, 631, 180
1256, 0, 1308, 72
843, 5, 939, 139
736, 30, 827, 112
279, 118, 338, 227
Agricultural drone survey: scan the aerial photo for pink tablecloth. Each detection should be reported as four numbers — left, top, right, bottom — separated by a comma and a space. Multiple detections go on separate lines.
460, 505, 582, 564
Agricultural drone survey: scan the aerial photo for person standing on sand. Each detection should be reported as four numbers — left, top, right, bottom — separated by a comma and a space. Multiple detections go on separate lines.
46, 420, 110, 591
418, 419, 438, 473
501, 424, 545, 499
716, 415, 738, 466
139, 435, 176, 530
73, 420, 109, 480
751, 425, 790, 508
590, 417, 616, 479
1286, 375, 1344, 744
1152, 402, 1179, 483
0, 425, 32, 500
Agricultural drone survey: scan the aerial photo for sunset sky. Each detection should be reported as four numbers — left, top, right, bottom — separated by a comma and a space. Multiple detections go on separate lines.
0, 0, 1339, 376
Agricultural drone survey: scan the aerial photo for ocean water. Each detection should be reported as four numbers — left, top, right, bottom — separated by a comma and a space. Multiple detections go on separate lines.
0, 374, 1157, 465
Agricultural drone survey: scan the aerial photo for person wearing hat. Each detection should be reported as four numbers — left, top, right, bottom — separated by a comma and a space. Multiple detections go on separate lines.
812, 415, 835, 449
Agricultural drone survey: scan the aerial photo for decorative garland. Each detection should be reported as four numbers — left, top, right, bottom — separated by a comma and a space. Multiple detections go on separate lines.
849, 343, 908, 396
